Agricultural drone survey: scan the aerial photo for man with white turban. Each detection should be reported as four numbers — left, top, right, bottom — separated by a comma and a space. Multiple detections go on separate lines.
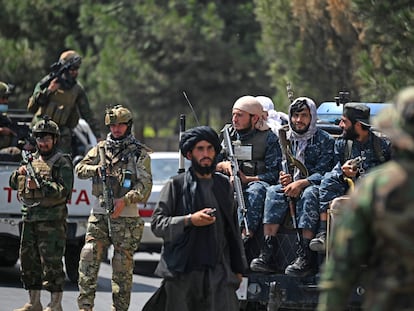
216, 95, 282, 261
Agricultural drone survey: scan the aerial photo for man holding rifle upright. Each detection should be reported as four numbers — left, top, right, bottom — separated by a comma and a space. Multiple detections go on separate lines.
216, 96, 281, 259
75, 105, 152, 311
250, 97, 335, 277
27, 50, 101, 154
9, 117, 73, 311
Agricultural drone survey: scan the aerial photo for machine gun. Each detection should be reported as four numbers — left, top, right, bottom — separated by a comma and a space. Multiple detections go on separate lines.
222, 124, 250, 237
99, 146, 114, 237
278, 127, 308, 244
21, 150, 41, 188
38, 56, 81, 90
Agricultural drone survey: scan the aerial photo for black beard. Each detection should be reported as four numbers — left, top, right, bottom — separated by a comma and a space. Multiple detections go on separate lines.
292, 123, 310, 134
342, 125, 358, 140
39, 148, 55, 157
191, 157, 216, 176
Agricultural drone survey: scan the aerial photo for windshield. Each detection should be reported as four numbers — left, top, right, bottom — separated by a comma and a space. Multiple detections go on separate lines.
151, 157, 181, 184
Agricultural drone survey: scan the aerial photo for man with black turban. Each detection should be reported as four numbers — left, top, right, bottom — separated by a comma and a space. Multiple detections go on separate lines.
144, 126, 247, 311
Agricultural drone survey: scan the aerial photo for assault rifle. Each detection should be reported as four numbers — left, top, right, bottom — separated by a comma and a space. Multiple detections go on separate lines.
38, 56, 81, 90
99, 146, 114, 237
21, 150, 41, 188
278, 127, 308, 244
222, 124, 249, 236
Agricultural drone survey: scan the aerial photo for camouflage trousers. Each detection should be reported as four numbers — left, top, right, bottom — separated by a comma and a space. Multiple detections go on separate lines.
19, 219, 67, 292
78, 214, 144, 311
238, 181, 269, 234
263, 184, 320, 233
319, 171, 349, 213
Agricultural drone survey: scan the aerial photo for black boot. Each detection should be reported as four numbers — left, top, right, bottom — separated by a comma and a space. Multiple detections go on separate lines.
285, 239, 316, 277
250, 235, 278, 273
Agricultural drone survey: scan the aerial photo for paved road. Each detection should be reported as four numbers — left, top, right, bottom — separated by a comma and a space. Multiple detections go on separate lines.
0, 253, 162, 311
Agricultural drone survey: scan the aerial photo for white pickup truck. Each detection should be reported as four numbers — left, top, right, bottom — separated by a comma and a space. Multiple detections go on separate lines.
0, 110, 96, 283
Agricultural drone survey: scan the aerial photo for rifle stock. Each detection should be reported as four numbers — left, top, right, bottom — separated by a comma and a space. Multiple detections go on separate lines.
222, 124, 249, 236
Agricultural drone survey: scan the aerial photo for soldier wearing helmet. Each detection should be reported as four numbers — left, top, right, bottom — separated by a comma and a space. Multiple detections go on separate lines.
75, 105, 152, 311
27, 50, 101, 155
317, 86, 414, 311
10, 116, 74, 311
0, 81, 24, 159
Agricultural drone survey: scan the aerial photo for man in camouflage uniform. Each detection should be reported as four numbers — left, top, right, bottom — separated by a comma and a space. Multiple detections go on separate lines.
9, 117, 74, 311
317, 87, 414, 310
216, 96, 281, 245
250, 97, 335, 276
310, 103, 392, 252
27, 50, 101, 154
76, 105, 152, 311
0, 81, 28, 158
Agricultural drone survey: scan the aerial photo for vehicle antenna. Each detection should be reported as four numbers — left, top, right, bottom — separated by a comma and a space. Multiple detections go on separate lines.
182, 91, 200, 126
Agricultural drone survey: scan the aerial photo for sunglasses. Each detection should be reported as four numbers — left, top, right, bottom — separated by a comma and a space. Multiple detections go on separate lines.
69, 66, 80, 71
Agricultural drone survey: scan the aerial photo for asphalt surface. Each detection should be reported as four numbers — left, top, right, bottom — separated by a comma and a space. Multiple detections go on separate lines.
0, 252, 162, 311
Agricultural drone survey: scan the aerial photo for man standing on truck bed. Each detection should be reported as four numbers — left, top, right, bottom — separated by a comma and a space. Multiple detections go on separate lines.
0, 81, 26, 158
250, 97, 334, 276
27, 50, 101, 154
9, 117, 74, 311
75, 105, 152, 311
317, 87, 414, 311
310, 102, 392, 253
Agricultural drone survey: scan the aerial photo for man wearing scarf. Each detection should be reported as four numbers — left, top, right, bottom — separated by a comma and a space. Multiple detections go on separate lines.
250, 97, 335, 277
146, 126, 247, 311
76, 105, 152, 311
216, 96, 281, 256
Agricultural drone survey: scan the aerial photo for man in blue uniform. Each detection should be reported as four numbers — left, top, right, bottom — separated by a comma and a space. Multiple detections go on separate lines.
317, 87, 414, 311
216, 96, 281, 245
310, 102, 392, 253
250, 97, 334, 276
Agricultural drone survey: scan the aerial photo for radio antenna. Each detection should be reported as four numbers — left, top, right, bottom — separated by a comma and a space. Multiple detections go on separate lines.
182, 91, 200, 126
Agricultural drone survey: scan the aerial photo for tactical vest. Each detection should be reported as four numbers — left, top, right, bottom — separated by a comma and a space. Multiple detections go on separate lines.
238, 130, 268, 176
91, 141, 142, 202
17, 152, 67, 207
37, 84, 82, 129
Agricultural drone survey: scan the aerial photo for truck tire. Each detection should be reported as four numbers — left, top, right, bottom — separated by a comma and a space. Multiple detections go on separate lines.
65, 243, 82, 283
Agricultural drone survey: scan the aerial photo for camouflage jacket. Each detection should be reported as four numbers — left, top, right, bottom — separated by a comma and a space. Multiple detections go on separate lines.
318, 152, 414, 311
9, 151, 73, 221
27, 80, 101, 139
75, 134, 152, 216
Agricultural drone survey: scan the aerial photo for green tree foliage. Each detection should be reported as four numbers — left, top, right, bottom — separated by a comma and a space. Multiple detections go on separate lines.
254, 0, 360, 108
0, 0, 270, 139
351, 0, 414, 101
1, 0, 413, 140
